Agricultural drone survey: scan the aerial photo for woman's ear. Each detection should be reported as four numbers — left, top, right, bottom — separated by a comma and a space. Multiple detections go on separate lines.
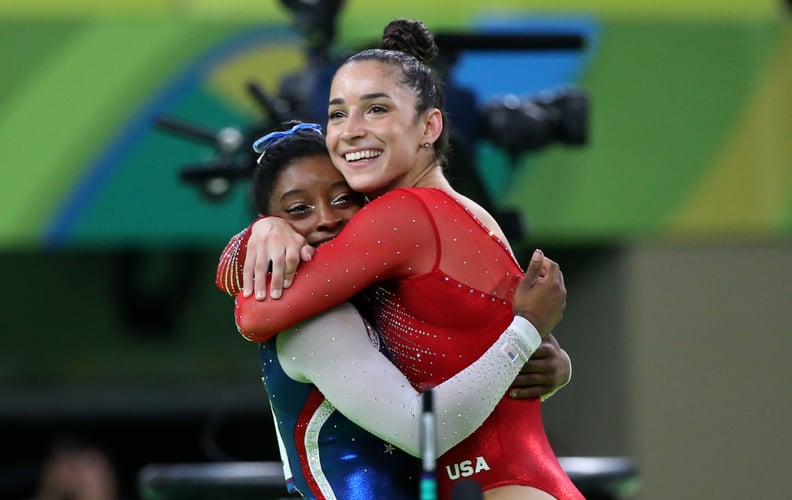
421, 108, 443, 145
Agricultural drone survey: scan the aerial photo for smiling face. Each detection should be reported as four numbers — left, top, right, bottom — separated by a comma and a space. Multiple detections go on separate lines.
325, 60, 442, 198
267, 155, 365, 247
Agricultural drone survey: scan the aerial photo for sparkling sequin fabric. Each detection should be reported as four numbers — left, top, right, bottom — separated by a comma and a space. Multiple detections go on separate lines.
260, 339, 420, 500
220, 187, 582, 499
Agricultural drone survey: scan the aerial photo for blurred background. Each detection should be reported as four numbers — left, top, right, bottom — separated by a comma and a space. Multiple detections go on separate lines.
1, 0, 790, 499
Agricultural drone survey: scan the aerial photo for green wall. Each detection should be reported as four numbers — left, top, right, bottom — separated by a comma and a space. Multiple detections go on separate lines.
1, 2, 790, 248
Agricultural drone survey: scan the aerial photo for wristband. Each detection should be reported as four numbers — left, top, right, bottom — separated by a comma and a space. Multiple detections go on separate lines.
503, 315, 542, 363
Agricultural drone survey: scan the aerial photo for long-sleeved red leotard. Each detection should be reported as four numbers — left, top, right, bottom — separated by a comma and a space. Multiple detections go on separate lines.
217, 187, 582, 499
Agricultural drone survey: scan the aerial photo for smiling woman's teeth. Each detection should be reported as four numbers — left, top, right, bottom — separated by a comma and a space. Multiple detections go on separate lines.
345, 150, 382, 162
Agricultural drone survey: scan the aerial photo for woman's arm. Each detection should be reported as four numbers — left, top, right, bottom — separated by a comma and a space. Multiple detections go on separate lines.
276, 302, 542, 458
233, 190, 439, 343
218, 214, 574, 400
219, 217, 574, 400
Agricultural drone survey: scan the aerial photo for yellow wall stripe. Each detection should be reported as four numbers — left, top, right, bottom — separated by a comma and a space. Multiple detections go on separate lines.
669, 26, 792, 236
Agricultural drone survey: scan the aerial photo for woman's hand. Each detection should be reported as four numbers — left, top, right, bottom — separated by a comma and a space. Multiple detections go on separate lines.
513, 249, 567, 337
243, 217, 315, 300
509, 334, 571, 399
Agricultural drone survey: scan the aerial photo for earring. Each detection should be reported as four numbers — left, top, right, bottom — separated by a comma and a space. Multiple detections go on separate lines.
423, 142, 432, 149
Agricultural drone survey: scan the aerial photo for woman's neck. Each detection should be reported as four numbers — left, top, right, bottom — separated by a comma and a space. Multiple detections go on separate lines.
365, 164, 453, 200
411, 164, 453, 191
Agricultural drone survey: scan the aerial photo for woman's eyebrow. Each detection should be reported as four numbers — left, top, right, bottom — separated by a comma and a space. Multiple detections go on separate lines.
328, 92, 391, 106
279, 188, 307, 200
360, 92, 390, 101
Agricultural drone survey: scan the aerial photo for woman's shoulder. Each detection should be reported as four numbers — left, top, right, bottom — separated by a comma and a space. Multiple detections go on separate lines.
358, 189, 456, 221
367, 187, 450, 206
377, 188, 514, 255
350, 188, 441, 233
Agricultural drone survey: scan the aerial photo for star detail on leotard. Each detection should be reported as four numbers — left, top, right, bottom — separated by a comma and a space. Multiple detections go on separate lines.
383, 443, 395, 455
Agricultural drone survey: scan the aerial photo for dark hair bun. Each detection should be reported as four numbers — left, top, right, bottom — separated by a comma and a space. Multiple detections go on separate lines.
381, 18, 438, 65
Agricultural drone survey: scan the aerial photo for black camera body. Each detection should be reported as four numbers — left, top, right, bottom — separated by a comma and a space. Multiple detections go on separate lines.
480, 88, 588, 157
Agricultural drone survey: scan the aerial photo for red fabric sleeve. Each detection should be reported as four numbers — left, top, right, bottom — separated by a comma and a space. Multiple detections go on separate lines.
215, 224, 253, 297
234, 189, 440, 343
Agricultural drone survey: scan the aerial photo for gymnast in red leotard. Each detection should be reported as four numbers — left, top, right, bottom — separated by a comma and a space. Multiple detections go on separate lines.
218, 121, 575, 499
223, 18, 583, 500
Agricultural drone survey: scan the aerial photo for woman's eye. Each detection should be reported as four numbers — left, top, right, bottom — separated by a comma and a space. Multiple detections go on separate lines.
368, 104, 387, 114
328, 109, 345, 120
333, 193, 363, 207
285, 204, 312, 216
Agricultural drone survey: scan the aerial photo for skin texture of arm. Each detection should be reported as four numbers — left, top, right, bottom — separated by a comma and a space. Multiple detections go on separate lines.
275, 302, 542, 458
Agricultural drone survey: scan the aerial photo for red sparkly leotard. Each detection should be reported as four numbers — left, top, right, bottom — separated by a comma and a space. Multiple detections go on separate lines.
219, 187, 582, 499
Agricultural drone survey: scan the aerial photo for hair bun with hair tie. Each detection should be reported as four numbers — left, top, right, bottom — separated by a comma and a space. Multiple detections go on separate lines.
381, 18, 438, 66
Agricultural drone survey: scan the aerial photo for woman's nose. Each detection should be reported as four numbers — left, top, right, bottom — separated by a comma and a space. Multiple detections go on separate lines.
315, 206, 343, 231
340, 113, 364, 141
